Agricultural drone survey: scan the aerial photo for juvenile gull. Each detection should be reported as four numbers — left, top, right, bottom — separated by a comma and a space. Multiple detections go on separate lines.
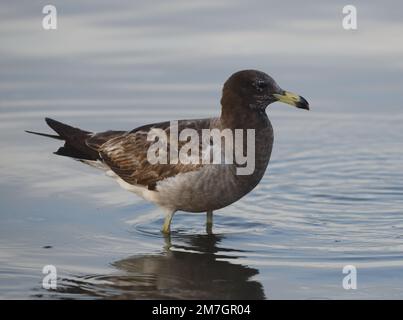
26, 70, 309, 234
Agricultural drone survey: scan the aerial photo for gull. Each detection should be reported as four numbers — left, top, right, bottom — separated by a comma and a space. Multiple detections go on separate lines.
26, 70, 309, 234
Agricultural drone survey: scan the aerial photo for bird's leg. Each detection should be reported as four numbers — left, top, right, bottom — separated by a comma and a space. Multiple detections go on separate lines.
162, 232, 172, 250
161, 209, 175, 234
206, 210, 213, 234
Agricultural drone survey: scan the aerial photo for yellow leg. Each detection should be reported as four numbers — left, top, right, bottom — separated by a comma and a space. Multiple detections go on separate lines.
161, 210, 175, 234
206, 210, 213, 234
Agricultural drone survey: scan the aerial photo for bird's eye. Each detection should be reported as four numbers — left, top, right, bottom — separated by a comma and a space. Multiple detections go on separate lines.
256, 80, 267, 90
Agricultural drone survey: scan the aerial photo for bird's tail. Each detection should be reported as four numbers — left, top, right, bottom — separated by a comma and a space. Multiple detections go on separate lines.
25, 118, 100, 161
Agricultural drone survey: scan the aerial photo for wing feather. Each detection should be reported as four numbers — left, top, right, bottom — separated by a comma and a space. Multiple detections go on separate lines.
86, 119, 214, 190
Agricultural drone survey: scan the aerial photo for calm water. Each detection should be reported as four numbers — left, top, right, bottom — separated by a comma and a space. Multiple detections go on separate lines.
1, 1, 403, 299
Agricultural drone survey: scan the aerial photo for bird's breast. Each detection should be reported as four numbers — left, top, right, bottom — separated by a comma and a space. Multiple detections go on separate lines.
154, 122, 274, 213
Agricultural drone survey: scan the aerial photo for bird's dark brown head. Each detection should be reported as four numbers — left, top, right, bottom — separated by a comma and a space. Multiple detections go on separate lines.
221, 70, 309, 112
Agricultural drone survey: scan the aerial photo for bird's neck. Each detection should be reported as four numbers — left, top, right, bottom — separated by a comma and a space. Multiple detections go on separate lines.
220, 90, 269, 130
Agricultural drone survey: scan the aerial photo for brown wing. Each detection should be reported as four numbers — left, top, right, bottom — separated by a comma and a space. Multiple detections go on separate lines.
86, 119, 214, 190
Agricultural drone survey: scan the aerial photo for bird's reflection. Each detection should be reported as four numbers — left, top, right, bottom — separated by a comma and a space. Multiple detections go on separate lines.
54, 233, 265, 299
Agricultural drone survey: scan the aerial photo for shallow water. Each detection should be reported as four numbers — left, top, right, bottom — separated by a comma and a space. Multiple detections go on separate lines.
1, 1, 403, 299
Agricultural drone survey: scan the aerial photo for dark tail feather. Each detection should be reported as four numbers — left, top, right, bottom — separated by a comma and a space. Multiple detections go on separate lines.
44, 117, 91, 139
25, 130, 63, 140
26, 118, 100, 161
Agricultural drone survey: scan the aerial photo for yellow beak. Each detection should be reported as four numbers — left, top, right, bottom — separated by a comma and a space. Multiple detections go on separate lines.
273, 91, 309, 110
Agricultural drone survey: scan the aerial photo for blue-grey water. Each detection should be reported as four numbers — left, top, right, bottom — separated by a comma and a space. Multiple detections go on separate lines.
1, 1, 403, 299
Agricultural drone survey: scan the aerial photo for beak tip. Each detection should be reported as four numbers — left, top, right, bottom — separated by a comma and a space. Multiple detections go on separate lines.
296, 96, 309, 110
298, 104, 310, 111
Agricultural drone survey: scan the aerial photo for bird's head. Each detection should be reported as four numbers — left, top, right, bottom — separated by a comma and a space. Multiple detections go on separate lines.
222, 69, 309, 111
